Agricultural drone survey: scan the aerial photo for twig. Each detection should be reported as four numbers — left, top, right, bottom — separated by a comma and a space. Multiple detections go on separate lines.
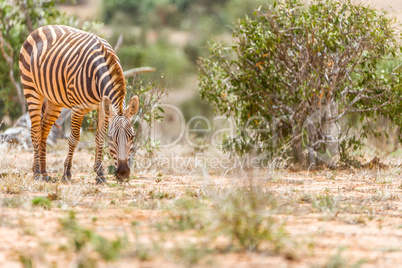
123, 67, 157, 78
114, 34, 123, 52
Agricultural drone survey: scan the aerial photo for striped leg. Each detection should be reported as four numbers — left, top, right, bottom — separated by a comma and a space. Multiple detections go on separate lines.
40, 101, 63, 181
25, 90, 45, 180
62, 108, 86, 181
94, 107, 109, 184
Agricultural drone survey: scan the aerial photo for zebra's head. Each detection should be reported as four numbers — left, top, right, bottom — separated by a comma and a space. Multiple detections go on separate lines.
102, 96, 140, 181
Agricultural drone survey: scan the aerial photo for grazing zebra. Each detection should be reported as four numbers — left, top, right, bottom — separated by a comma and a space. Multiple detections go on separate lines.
19, 25, 139, 183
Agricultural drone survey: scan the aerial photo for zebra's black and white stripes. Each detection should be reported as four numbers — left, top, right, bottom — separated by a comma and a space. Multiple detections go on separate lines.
19, 25, 139, 183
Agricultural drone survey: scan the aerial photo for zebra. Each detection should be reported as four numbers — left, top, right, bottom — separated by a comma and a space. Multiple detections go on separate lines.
18, 25, 139, 183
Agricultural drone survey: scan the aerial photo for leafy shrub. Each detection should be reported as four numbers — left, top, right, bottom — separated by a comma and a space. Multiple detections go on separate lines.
126, 76, 168, 157
198, 0, 402, 168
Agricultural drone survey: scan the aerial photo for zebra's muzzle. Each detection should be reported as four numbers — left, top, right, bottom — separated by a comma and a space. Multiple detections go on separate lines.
116, 160, 130, 181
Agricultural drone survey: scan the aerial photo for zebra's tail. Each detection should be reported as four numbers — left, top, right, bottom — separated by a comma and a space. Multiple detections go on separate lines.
41, 99, 61, 129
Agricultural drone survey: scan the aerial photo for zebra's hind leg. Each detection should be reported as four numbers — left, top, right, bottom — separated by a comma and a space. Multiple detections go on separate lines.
62, 108, 86, 182
39, 101, 63, 182
94, 107, 109, 184
25, 91, 44, 180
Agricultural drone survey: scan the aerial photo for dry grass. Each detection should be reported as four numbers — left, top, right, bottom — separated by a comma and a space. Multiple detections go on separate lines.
0, 147, 401, 267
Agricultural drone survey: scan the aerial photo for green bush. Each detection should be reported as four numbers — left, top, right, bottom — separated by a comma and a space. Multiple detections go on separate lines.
32, 197, 52, 209
198, 0, 402, 168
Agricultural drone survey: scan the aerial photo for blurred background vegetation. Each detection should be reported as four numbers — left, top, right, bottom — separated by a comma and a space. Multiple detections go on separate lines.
0, 0, 271, 130
99, 0, 272, 93
1, 0, 399, 160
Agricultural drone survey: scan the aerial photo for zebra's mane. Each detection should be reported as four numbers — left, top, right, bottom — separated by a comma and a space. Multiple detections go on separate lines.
107, 51, 126, 91
99, 38, 126, 114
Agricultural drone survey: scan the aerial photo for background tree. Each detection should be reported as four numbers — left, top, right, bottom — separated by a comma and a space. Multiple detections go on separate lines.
198, 0, 402, 168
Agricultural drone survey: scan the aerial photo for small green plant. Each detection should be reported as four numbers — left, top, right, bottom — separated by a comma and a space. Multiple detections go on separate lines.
19, 253, 33, 268
32, 197, 52, 209
170, 242, 212, 267
312, 194, 338, 213
322, 247, 367, 268
157, 198, 206, 232
108, 164, 116, 175
148, 190, 174, 199
92, 235, 126, 262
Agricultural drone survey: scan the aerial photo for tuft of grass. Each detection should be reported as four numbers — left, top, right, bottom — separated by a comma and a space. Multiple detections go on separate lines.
148, 190, 174, 199
19, 253, 33, 268
59, 211, 126, 262
47, 185, 61, 201
312, 194, 339, 213
211, 186, 288, 253
1, 197, 24, 208
76, 256, 97, 268
319, 247, 367, 268
32, 197, 52, 209
169, 242, 212, 267
0, 175, 24, 194
300, 193, 313, 203
92, 235, 127, 262
157, 198, 206, 232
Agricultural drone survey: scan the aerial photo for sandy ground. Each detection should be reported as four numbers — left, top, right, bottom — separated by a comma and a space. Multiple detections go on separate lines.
0, 144, 401, 267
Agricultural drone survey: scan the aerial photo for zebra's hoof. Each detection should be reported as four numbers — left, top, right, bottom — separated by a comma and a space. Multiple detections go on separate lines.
41, 175, 51, 182
33, 174, 51, 182
96, 177, 107, 184
62, 174, 72, 182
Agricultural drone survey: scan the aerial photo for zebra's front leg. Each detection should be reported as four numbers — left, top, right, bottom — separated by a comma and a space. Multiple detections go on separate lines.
94, 107, 109, 184
39, 102, 63, 182
62, 109, 86, 182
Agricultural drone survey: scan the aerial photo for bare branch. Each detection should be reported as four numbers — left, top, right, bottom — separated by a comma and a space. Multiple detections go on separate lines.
114, 34, 123, 52
123, 67, 157, 78
342, 101, 391, 115
17, 0, 33, 32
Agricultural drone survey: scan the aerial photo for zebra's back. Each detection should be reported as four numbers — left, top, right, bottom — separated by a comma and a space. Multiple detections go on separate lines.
19, 25, 124, 111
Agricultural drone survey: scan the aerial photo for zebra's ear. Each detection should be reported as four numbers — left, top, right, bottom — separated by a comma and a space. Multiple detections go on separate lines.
125, 96, 139, 119
101, 96, 115, 118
